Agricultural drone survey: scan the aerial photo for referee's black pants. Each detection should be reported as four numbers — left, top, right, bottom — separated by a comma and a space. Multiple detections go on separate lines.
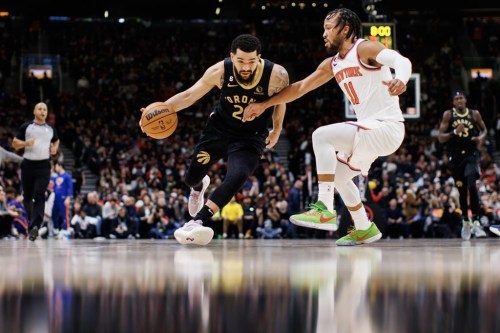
21, 159, 51, 230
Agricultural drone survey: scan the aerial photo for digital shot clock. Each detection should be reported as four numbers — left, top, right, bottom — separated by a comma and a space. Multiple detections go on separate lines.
362, 22, 396, 49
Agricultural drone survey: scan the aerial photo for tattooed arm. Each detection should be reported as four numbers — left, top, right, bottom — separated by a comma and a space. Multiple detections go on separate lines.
266, 64, 289, 149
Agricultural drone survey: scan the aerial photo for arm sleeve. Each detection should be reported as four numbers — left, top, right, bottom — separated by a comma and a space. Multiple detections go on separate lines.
375, 49, 412, 84
0, 147, 23, 164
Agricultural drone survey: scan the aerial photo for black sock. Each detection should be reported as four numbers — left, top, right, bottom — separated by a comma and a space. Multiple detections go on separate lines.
192, 180, 205, 191
194, 206, 215, 224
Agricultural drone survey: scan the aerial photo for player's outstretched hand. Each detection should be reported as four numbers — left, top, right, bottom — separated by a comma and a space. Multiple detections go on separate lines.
243, 102, 266, 122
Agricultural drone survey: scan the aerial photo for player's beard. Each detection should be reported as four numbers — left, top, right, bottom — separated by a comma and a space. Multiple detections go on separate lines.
325, 42, 340, 54
325, 36, 342, 54
235, 70, 256, 85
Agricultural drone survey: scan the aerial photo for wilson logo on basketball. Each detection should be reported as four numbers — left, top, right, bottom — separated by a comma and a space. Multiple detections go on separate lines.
145, 108, 170, 121
196, 151, 210, 165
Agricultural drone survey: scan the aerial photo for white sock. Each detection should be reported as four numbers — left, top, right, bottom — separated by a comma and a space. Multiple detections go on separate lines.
350, 205, 371, 230
318, 182, 335, 212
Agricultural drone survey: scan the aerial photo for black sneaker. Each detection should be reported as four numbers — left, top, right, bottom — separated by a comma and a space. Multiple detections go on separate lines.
28, 226, 39, 241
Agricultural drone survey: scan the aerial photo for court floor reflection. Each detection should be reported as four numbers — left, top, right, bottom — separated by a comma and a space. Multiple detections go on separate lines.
0, 239, 499, 333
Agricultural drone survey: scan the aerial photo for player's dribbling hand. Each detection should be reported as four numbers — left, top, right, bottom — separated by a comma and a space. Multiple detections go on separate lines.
265, 129, 280, 149
382, 79, 407, 96
138, 107, 146, 131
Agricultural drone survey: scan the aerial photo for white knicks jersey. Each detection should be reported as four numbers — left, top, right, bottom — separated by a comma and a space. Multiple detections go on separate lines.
331, 39, 404, 122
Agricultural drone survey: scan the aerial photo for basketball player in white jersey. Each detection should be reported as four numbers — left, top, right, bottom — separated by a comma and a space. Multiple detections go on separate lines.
243, 8, 412, 245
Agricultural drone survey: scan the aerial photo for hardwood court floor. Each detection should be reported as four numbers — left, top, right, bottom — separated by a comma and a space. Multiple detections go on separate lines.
0, 238, 499, 333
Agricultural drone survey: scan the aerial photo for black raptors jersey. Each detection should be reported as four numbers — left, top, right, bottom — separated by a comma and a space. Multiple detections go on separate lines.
447, 108, 480, 158
211, 57, 274, 137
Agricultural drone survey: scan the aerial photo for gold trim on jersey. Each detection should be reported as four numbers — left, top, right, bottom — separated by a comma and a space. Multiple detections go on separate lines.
452, 107, 469, 117
232, 59, 264, 90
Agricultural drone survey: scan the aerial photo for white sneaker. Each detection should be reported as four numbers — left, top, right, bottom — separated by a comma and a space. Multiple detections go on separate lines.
473, 221, 487, 238
461, 219, 472, 240
489, 225, 500, 237
188, 175, 210, 217
174, 220, 214, 245
38, 226, 48, 237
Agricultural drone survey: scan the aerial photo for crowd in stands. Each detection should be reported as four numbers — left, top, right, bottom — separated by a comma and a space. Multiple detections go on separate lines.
0, 10, 499, 240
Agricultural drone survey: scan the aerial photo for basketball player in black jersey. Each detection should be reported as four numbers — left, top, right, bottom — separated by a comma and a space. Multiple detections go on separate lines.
140, 34, 289, 245
438, 91, 487, 240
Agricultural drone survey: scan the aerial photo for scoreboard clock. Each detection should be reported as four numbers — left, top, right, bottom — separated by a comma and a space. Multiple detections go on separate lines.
362, 22, 396, 49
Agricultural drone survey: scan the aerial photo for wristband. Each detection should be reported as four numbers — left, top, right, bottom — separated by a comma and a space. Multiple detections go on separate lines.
452, 129, 457, 135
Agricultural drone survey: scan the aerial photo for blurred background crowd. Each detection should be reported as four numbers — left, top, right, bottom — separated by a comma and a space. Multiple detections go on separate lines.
0, 0, 499, 240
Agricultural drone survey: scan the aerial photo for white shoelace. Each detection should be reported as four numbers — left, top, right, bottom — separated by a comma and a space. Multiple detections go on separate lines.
182, 220, 202, 230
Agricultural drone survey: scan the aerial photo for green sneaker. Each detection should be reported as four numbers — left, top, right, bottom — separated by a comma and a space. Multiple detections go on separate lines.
335, 222, 382, 246
289, 201, 337, 231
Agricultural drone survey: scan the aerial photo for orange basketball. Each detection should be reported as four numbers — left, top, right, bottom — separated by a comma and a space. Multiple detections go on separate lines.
140, 102, 178, 139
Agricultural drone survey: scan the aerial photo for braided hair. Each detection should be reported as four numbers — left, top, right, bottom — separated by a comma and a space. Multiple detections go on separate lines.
325, 8, 362, 43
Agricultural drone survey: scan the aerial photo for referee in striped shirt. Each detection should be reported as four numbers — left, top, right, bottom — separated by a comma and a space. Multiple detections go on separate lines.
12, 102, 59, 241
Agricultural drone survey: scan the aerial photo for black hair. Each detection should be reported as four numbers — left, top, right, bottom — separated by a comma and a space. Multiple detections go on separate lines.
325, 8, 362, 42
4, 186, 17, 196
230, 34, 261, 54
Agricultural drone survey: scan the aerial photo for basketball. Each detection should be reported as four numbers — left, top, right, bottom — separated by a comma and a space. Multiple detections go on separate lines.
140, 102, 178, 139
